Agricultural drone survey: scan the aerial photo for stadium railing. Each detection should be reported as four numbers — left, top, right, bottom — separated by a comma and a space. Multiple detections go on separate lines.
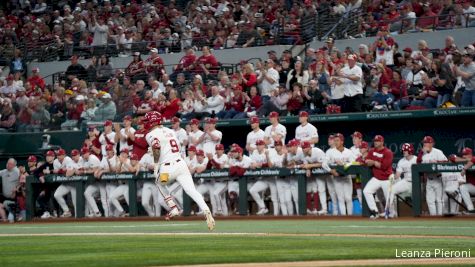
25, 165, 372, 221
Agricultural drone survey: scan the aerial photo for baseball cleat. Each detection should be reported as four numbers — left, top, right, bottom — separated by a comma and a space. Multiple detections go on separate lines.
369, 210, 379, 220
317, 210, 328, 216
40, 211, 51, 219
61, 211, 72, 218
165, 207, 182, 221
118, 211, 129, 217
256, 208, 269, 215
463, 210, 475, 215
204, 210, 215, 231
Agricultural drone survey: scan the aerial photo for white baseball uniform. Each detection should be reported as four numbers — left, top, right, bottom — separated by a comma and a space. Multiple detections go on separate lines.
286, 147, 305, 214
193, 157, 216, 214
139, 153, 169, 216
53, 156, 78, 216
295, 123, 318, 144
268, 148, 292, 215
388, 155, 417, 217
99, 131, 116, 156
109, 158, 133, 215
188, 129, 204, 150
264, 123, 286, 147
212, 153, 229, 215
174, 127, 188, 157
83, 155, 107, 217
325, 148, 338, 215
227, 155, 253, 195
119, 127, 136, 152
97, 155, 120, 216
442, 172, 465, 215
145, 126, 211, 214
246, 128, 266, 152
201, 129, 223, 155
422, 148, 447, 215
303, 147, 328, 212
249, 150, 279, 215
326, 147, 356, 215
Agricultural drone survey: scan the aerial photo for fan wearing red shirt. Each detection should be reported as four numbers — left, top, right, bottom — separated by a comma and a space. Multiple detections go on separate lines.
194, 46, 219, 76
144, 48, 165, 78
27, 67, 45, 90
62, 95, 85, 129
171, 46, 197, 80
363, 135, 394, 218
218, 85, 245, 119
83, 127, 102, 160
162, 89, 181, 119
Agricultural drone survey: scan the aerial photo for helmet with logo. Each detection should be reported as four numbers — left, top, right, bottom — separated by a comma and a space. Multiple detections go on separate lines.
144, 111, 162, 130
401, 143, 414, 155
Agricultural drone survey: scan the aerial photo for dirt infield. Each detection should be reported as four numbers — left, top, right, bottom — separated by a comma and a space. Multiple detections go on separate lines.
164, 258, 475, 267
1, 232, 474, 239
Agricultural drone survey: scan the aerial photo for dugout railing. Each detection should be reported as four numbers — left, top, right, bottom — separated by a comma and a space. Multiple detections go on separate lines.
25, 165, 372, 221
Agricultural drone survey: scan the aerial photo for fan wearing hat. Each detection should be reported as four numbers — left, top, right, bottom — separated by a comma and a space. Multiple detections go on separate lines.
339, 54, 364, 112
295, 111, 319, 145
114, 115, 136, 153
170, 117, 188, 157
98, 120, 117, 157
417, 136, 448, 216
27, 67, 46, 90
299, 141, 327, 215
125, 52, 146, 80
264, 111, 287, 148
26, 155, 38, 174
286, 139, 305, 215
257, 58, 280, 100
385, 143, 417, 218
363, 135, 394, 219
326, 133, 356, 216
52, 149, 76, 217
210, 144, 229, 216
199, 118, 222, 159
144, 48, 164, 78
453, 49, 475, 107
246, 116, 266, 153
458, 148, 475, 214
65, 55, 87, 81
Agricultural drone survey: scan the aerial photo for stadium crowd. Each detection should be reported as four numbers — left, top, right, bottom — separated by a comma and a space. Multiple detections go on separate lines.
1, 111, 474, 222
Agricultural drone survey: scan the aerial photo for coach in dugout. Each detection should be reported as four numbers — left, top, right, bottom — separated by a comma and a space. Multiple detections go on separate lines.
0, 158, 20, 222
363, 135, 394, 219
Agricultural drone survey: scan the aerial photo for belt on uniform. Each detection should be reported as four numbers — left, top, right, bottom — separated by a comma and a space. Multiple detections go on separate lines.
164, 159, 181, 166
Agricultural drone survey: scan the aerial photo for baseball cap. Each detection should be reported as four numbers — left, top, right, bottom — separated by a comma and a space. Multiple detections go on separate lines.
373, 135, 385, 142
150, 48, 158, 53
106, 144, 114, 151
196, 149, 205, 156
120, 148, 129, 154
233, 146, 243, 154
28, 155, 37, 162
46, 150, 55, 157
130, 153, 140, 161
351, 131, 363, 139
71, 149, 80, 157
190, 118, 200, 125
256, 140, 265, 146
56, 149, 66, 156
334, 133, 345, 141
403, 47, 413, 53
462, 148, 473, 156
123, 115, 132, 121
206, 117, 218, 124
287, 139, 299, 147
250, 116, 260, 124
422, 136, 434, 144
299, 111, 309, 117
360, 141, 369, 149
188, 145, 197, 152
347, 54, 357, 61
102, 93, 112, 99
269, 111, 279, 119
32, 67, 40, 72
104, 120, 113, 127
301, 141, 312, 149
215, 144, 224, 150
171, 117, 180, 124
274, 140, 283, 146
81, 147, 90, 155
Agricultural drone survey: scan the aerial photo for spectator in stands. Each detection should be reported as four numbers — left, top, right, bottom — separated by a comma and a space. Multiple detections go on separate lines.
94, 93, 116, 121
257, 59, 280, 102
390, 70, 409, 110
238, 63, 258, 93
89, 15, 109, 48
194, 46, 219, 79
340, 55, 364, 112
0, 99, 16, 132
287, 83, 305, 115
96, 55, 113, 83
236, 23, 262, 48
286, 60, 310, 89
81, 99, 98, 123
162, 89, 181, 120
454, 52, 475, 107
61, 95, 86, 130
205, 85, 225, 117
433, 58, 456, 107
236, 86, 262, 119
126, 52, 146, 82
171, 46, 197, 81
460, 0, 475, 27
410, 73, 438, 108
0, 75, 19, 97
26, 99, 51, 132
218, 84, 245, 119
9, 49, 27, 77
27, 67, 46, 91
65, 55, 87, 82
304, 79, 327, 114
178, 90, 195, 120
371, 84, 395, 111
255, 84, 290, 117
416, 3, 439, 31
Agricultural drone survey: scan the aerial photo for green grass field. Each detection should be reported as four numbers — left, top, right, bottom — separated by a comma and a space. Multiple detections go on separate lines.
1, 219, 474, 267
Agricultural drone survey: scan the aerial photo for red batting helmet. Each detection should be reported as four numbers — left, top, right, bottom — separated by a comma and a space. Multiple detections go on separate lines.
401, 143, 414, 154
422, 136, 434, 144
144, 111, 162, 128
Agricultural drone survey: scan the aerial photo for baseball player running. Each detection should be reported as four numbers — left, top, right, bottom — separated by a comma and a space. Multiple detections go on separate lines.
144, 111, 215, 230
363, 135, 394, 219
418, 136, 448, 216
300, 141, 328, 215
387, 143, 417, 218
52, 149, 76, 217
326, 134, 356, 216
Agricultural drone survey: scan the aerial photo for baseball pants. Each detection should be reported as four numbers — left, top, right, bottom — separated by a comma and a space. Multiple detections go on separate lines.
168, 181, 183, 208
315, 176, 327, 213
388, 179, 412, 217
212, 181, 229, 216
110, 184, 129, 214
334, 176, 353, 215
460, 183, 475, 210
289, 177, 299, 214
325, 175, 338, 215
363, 177, 389, 213
197, 181, 218, 214
249, 178, 279, 215
54, 184, 76, 216
275, 177, 293, 215
426, 177, 443, 216
443, 180, 461, 214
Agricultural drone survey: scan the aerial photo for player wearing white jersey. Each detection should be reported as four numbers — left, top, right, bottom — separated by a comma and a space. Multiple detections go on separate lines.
114, 115, 136, 152
144, 111, 215, 230
82, 147, 105, 218
295, 111, 318, 145
94, 144, 120, 217
264, 112, 286, 148
267, 140, 292, 215
419, 136, 448, 216
388, 143, 417, 218
188, 118, 204, 150
349, 131, 363, 157
246, 116, 266, 153
171, 117, 188, 158
324, 135, 338, 215
139, 150, 169, 217
327, 133, 356, 216
98, 120, 116, 157
300, 141, 328, 215
286, 139, 305, 215
199, 118, 222, 158
53, 149, 78, 218
249, 140, 279, 215
109, 149, 137, 217
442, 171, 465, 215
193, 150, 216, 215
211, 144, 229, 216
227, 145, 253, 214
